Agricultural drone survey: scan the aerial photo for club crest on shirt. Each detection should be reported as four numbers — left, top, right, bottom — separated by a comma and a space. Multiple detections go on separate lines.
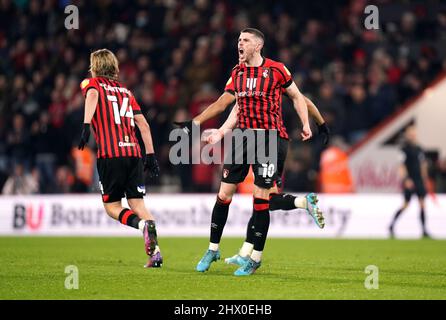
262, 69, 269, 78
223, 169, 229, 178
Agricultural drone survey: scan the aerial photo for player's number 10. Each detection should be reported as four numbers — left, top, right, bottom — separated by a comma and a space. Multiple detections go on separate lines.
261, 163, 275, 178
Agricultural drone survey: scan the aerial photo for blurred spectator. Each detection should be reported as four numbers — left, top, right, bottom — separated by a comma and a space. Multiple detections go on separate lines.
314, 82, 345, 136
53, 166, 75, 194
6, 114, 30, 170
2, 164, 39, 195
344, 84, 371, 144
30, 111, 57, 193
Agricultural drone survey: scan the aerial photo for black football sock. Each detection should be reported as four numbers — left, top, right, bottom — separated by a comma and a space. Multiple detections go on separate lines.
245, 214, 256, 244
209, 196, 231, 245
390, 208, 404, 228
252, 197, 270, 252
118, 208, 141, 229
420, 208, 427, 234
269, 193, 296, 211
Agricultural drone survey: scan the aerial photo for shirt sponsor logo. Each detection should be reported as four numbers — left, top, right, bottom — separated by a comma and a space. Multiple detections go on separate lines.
118, 141, 136, 147
236, 91, 264, 97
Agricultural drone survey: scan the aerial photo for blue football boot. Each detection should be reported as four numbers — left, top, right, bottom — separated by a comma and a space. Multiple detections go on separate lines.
305, 193, 325, 229
234, 258, 261, 276
196, 249, 220, 272
224, 254, 249, 266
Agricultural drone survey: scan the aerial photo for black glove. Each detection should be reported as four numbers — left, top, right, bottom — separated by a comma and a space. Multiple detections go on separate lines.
173, 120, 194, 135
317, 122, 330, 146
144, 153, 160, 178
78, 123, 91, 150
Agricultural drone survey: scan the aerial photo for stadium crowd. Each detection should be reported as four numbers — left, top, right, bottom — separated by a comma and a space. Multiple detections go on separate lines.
1, 0, 446, 194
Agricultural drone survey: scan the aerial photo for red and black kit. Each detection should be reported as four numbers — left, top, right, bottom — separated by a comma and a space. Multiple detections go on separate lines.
81, 77, 142, 159
224, 57, 291, 140
80, 77, 145, 203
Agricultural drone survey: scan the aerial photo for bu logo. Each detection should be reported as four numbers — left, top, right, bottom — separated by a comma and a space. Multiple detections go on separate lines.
246, 78, 257, 90
13, 203, 44, 230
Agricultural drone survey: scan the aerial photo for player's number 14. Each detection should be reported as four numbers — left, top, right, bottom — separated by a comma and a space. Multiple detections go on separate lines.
107, 95, 135, 126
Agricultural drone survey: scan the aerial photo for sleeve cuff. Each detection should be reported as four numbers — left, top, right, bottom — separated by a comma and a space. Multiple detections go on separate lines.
282, 79, 292, 88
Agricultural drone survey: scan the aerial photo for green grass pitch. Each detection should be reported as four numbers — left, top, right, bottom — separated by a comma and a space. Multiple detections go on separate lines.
0, 237, 445, 300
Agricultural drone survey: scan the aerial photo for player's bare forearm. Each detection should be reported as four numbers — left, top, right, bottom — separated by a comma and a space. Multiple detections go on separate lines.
219, 104, 239, 132
286, 83, 309, 127
305, 96, 325, 125
205, 104, 239, 145
135, 114, 155, 154
294, 94, 309, 127
193, 92, 235, 125
84, 89, 99, 123
286, 82, 311, 140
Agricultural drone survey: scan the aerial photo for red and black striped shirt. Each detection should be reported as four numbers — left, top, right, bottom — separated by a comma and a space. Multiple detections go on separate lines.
224, 57, 292, 139
80, 77, 142, 159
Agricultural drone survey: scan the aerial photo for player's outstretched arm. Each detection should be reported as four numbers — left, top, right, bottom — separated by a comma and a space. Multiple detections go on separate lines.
285, 82, 312, 141
193, 92, 236, 125
173, 92, 235, 135
135, 114, 160, 178
206, 103, 239, 144
304, 95, 330, 145
78, 88, 99, 150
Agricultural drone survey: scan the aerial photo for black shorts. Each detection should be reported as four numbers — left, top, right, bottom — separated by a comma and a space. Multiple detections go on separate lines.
221, 129, 287, 189
276, 137, 289, 188
403, 180, 427, 202
97, 157, 145, 203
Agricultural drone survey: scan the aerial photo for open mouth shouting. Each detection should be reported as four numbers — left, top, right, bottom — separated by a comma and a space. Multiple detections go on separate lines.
238, 48, 245, 61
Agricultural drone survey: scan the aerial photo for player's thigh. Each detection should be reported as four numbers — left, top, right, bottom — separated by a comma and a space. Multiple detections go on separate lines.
253, 183, 270, 200
125, 157, 146, 200
218, 182, 238, 201
97, 158, 125, 203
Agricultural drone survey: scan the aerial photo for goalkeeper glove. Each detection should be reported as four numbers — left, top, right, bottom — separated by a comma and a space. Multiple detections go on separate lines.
317, 122, 330, 146
144, 153, 160, 178
78, 123, 91, 150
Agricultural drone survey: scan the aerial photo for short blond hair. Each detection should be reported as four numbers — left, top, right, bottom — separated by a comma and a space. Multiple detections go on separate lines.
89, 49, 119, 80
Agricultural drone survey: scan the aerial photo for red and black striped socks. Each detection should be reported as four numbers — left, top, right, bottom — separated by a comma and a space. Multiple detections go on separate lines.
118, 208, 141, 229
